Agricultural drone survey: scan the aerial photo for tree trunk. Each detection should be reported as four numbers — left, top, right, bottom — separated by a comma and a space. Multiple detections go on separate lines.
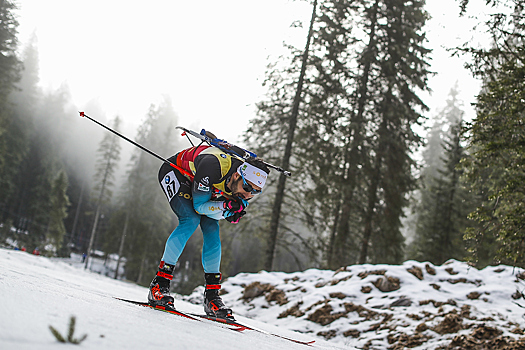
84, 158, 112, 270
264, 0, 318, 271
69, 181, 85, 246
114, 212, 129, 279
329, 0, 380, 270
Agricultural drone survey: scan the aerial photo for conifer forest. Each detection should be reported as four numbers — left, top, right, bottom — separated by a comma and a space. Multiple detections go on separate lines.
1, 0, 524, 294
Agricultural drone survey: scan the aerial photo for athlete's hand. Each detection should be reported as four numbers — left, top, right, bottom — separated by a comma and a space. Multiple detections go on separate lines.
225, 210, 246, 224
223, 198, 249, 213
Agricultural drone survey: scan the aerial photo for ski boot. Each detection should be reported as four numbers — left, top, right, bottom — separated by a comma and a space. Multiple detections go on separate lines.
203, 273, 234, 321
148, 261, 175, 308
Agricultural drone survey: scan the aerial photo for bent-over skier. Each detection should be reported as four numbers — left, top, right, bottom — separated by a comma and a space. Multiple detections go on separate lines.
148, 141, 270, 320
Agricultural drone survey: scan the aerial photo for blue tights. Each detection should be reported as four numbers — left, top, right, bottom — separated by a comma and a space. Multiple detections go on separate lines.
161, 192, 221, 273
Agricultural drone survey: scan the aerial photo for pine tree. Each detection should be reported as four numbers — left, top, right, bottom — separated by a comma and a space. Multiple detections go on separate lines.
245, 0, 431, 270
109, 99, 179, 285
460, 0, 525, 267
47, 170, 70, 253
409, 87, 479, 264
85, 116, 122, 269
0, 0, 22, 208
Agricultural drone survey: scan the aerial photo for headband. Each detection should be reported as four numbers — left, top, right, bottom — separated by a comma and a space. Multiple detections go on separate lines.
237, 163, 268, 188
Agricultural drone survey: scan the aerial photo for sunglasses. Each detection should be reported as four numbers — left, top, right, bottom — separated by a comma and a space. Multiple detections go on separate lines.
240, 172, 262, 195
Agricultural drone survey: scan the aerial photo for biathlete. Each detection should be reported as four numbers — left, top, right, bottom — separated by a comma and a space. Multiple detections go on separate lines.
148, 141, 270, 320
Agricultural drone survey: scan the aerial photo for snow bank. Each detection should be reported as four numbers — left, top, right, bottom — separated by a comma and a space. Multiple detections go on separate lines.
186, 259, 525, 349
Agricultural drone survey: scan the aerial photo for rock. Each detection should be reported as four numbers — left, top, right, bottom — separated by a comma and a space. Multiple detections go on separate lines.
390, 297, 412, 307
373, 276, 400, 292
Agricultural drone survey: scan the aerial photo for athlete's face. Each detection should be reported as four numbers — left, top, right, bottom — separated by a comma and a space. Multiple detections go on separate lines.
230, 173, 261, 200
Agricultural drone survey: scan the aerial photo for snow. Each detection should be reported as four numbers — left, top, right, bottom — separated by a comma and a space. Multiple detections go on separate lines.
0, 248, 341, 350
187, 260, 525, 349
1, 248, 524, 349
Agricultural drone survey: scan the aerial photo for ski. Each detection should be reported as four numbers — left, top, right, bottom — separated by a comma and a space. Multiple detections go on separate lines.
189, 313, 316, 346
115, 297, 198, 320
115, 297, 315, 346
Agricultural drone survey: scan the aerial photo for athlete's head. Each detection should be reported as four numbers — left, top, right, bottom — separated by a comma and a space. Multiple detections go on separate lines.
230, 159, 270, 199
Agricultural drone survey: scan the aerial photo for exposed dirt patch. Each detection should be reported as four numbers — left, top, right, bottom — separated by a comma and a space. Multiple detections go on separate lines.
358, 269, 386, 279
443, 278, 483, 286
430, 283, 441, 290
241, 281, 288, 305
511, 290, 524, 299
241, 281, 273, 300
468, 291, 482, 300
407, 266, 424, 280
361, 286, 372, 293
445, 324, 525, 350
344, 302, 381, 320
265, 287, 288, 305
445, 267, 459, 275
278, 301, 305, 318
388, 333, 432, 349
307, 304, 347, 326
420, 299, 457, 308
343, 328, 361, 338
330, 274, 353, 285
425, 263, 436, 275
329, 292, 347, 299
317, 329, 338, 340
433, 313, 464, 334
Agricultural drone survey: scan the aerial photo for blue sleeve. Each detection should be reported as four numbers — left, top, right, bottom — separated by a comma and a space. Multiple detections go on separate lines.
192, 189, 225, 220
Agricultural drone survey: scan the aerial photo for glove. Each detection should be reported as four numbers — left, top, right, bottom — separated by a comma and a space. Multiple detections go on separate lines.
225, 210, 246, 224
223, 198, 249, 213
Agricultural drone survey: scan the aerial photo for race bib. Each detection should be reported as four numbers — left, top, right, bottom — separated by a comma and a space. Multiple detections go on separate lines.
161, 171, 180, 201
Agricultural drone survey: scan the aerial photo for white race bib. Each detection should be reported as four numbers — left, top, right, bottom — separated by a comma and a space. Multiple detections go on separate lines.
161, 171, 180, 201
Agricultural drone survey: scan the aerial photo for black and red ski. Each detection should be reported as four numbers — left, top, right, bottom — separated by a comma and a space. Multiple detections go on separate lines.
115, 297, 198, 320
115, 297, 315, 346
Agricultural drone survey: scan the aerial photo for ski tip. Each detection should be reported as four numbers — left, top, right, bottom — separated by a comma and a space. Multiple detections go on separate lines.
79, 111, 85, 117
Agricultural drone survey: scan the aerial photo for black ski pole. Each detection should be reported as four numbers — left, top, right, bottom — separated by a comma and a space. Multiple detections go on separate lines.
79, 111, 194, 179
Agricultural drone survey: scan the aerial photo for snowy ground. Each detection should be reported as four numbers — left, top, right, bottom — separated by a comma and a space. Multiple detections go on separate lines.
0, 248, 342, 350
185, 260, 525, 349
1, 248, 525, 349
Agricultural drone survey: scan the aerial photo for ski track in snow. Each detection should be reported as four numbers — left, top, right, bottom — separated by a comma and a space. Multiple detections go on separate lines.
0, 248, 342, 350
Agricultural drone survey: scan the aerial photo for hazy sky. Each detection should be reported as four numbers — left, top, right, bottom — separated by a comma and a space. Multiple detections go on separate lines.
15, 0, 487, 145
